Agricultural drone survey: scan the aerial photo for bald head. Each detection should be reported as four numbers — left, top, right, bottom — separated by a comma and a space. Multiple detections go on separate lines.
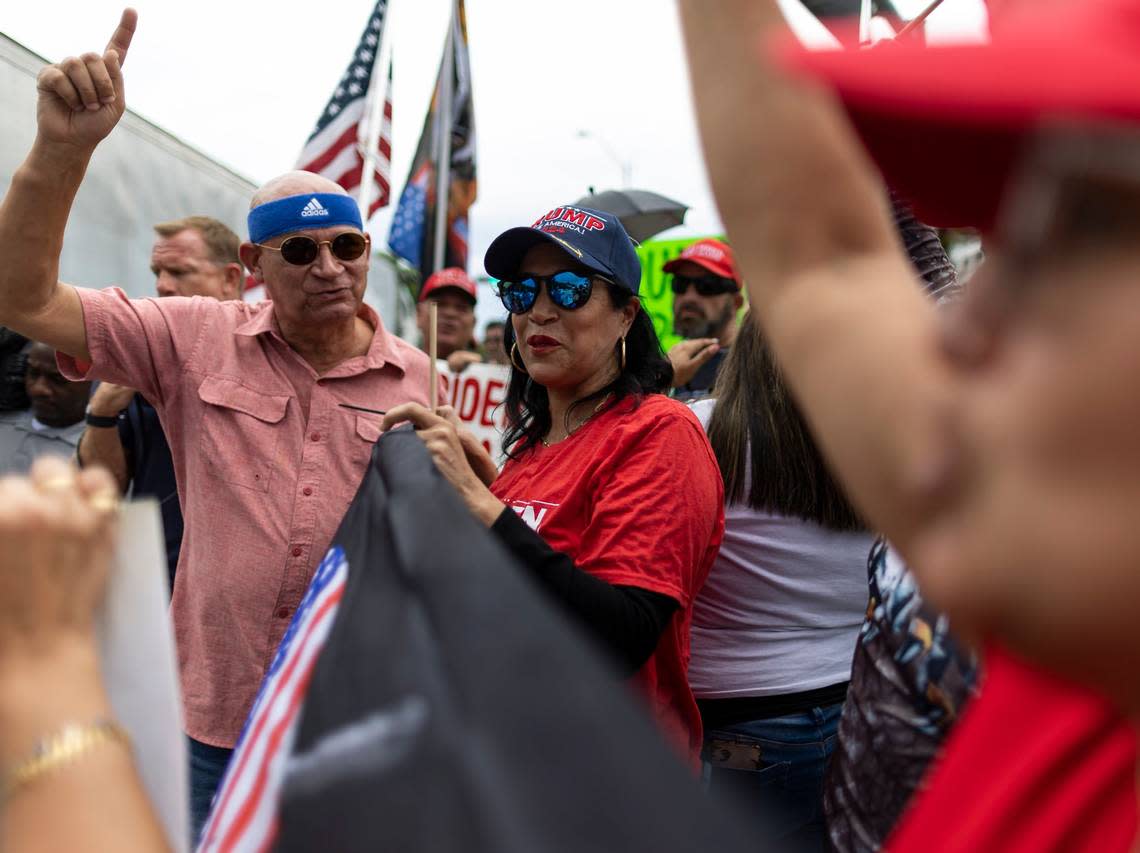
250, 171, 348, 209
239, 171, 370, 344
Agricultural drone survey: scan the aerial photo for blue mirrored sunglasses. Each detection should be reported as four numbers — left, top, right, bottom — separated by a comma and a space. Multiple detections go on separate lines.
498, 270, 611, 315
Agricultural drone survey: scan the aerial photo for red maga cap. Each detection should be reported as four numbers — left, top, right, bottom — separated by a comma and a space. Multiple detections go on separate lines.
420, 267, 477, 304
777, 0, 1140, 233
662, 238, 741, 286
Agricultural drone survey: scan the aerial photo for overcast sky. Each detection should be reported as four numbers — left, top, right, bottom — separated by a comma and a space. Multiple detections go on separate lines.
1, 0, 987, 276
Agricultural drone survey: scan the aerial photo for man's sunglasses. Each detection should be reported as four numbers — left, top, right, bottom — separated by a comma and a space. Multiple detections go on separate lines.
499, 270, 611, 314
255, 232, 369, 266
670, 273, 737, 296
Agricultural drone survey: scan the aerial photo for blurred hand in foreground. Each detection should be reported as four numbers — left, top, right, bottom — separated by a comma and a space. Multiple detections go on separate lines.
0, 456, 119, 662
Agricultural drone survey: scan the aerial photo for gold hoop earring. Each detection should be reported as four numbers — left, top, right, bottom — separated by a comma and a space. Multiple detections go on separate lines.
619, 336, 627, 372
510, 342, 527, 373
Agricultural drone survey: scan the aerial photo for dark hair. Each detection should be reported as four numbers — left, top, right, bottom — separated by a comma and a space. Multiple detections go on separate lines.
484, 320, 505, 332
0, 328, 30, 412
706, 311, 864, 531
502, 281, 673, 459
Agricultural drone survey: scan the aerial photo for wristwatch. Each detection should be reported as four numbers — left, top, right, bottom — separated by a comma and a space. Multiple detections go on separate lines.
84, 407, 121, 428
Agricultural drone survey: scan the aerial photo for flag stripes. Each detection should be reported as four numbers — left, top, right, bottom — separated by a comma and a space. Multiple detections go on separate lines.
198, 546, 349, 852
294, 1, 392, 220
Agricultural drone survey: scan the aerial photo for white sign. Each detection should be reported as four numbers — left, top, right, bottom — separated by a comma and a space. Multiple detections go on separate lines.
437, 360, 511, 461
98, 500, 188, 853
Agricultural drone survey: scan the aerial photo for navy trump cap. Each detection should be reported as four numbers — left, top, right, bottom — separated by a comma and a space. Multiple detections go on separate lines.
484, 205, 642, 294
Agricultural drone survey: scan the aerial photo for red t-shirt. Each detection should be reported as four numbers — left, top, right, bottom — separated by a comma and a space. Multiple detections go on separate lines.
491, 394, 725, 761
887, 644, 1138, 852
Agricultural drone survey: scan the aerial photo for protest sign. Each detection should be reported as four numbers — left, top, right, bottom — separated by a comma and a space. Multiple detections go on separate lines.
437, 360, 510, 460
99, 500, 188, 853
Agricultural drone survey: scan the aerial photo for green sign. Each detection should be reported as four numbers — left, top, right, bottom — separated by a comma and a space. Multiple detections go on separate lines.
636, 235, 725, 352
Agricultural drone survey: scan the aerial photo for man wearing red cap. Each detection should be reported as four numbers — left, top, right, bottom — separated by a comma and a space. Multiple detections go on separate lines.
662, 238, 744, 401
680, 0, 1140, 849
416, 267, 482, 372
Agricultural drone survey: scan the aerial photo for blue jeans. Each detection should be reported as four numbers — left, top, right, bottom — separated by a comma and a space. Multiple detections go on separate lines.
189, 736, 234, 847
702, 703, 843, 852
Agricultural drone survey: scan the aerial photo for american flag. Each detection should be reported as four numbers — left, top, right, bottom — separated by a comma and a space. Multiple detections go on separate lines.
296, 1, 392, 219
197, 546, 349, 852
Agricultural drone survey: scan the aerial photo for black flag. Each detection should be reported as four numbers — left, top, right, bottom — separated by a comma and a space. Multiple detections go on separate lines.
266, 428, 774, 852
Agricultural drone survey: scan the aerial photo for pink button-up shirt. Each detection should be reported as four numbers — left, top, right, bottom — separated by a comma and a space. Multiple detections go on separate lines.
61, 288, 434, 747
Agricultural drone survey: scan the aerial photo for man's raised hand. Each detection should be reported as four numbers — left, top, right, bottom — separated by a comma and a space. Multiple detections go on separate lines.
34, 8, 137, 151
668, 338, 719, 388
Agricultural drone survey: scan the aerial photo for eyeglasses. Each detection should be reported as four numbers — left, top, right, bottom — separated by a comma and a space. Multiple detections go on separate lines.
255, 232, 369, 266
498, 270, 611, 314
670, 273, 737, 296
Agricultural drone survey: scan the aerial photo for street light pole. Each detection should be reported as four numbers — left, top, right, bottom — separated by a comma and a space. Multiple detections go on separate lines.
577, 129, 632, 188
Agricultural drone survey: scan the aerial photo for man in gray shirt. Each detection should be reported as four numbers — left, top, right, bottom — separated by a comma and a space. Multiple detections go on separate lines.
0, 341, 91, 473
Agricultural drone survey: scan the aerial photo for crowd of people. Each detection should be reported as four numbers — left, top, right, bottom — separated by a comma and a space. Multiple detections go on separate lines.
1, 1, 1139, 851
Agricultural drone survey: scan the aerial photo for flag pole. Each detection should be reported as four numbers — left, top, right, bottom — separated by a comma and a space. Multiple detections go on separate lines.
858, 0, 873, 45
357, 5, 391, 222
431, 0, 456, 275
429, 302, 439, 413
896, 0, 948, 38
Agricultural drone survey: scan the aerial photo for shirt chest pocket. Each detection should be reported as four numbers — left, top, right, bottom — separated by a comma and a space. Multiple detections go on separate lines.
197, 376, 290, 493
349, 414, 383, 468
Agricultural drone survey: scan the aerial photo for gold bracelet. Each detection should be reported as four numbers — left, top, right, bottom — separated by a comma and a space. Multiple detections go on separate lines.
3, 719, 131, 800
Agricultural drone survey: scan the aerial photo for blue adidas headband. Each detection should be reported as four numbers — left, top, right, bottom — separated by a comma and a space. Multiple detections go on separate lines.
247, 193, 363, 244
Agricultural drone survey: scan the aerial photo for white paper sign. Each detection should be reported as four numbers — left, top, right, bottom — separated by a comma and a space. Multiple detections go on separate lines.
97, 500, 188, 853
437, 360, 511, 462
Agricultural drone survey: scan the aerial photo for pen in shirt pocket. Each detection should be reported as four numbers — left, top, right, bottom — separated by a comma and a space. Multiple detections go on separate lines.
338, 403, 386, 416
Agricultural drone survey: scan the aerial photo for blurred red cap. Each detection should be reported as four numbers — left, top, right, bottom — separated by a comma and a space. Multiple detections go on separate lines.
777, 0, 1140, 232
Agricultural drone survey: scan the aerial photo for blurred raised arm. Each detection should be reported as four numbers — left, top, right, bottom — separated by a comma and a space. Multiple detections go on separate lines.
678, 0, 958, 552
0, 457, 168, 853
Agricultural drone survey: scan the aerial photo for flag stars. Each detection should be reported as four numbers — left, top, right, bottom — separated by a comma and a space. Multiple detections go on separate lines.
301, 3, 390, 150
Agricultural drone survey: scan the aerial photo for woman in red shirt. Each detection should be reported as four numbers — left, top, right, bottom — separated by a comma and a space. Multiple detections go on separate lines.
385, 205, 725, 761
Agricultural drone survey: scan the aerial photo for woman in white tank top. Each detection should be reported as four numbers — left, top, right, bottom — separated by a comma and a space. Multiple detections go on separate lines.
689, 310, 873, 851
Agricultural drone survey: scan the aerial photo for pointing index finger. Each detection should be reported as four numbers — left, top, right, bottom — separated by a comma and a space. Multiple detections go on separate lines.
105, 8, 138, 67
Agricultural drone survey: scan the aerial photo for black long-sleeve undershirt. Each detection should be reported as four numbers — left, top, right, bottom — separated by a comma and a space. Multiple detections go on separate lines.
490, 507, 678, 676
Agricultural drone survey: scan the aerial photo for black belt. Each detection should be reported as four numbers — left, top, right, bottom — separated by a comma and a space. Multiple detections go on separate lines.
697, 681, 849, 731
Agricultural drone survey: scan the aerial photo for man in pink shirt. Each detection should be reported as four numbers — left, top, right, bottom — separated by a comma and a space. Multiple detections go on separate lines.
0, 11, 435, 837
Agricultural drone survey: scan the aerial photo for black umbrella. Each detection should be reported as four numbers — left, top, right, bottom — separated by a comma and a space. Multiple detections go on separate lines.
572, 188, 688, 243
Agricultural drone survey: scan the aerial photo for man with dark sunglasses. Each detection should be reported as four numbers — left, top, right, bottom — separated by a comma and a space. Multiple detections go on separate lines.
0, 11, 437, 840
662, 239, 744, 401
